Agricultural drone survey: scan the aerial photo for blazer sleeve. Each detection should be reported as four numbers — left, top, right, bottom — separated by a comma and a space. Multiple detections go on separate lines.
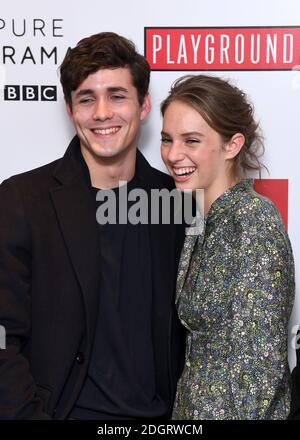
227, 218, 295, 419
0, 179, 51, 419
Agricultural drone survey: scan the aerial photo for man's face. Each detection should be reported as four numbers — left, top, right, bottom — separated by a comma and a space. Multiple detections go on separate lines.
67, 67, 150, 165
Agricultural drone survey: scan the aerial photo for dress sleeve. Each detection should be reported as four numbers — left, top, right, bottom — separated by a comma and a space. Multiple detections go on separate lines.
227, 215, 295, 419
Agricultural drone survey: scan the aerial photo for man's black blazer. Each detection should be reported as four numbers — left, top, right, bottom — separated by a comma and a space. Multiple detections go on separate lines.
0, 136, 186, 419
290, 328, 300, 419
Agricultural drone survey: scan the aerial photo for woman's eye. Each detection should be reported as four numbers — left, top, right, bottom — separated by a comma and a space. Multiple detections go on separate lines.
186, 139, 200, 145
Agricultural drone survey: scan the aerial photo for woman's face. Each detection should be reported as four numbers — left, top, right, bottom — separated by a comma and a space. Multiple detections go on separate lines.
161, 100, 230, 193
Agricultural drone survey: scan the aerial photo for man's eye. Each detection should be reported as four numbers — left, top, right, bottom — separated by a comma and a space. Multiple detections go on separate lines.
111, 95, 125, 100
79, 98, 93, 104
161, 137, 172, 144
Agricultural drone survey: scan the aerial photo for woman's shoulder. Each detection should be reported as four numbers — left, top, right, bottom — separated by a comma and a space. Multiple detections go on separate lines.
229, 184, 294, 281
233, 184, 286, 237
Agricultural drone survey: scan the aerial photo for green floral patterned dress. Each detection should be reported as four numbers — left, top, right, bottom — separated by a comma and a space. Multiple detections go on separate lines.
173, 179, 295, 420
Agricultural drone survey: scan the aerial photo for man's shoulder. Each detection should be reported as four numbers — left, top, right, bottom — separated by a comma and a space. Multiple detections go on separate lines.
2, 158, 60, 184
0, 157, 62, 197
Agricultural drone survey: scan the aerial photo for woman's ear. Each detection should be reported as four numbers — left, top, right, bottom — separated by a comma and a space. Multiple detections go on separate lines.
224, 133, 245, 159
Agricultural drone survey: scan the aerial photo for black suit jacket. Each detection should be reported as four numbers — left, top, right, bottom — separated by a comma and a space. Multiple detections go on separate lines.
290, 328, 300, 419
0, 136, 186, 419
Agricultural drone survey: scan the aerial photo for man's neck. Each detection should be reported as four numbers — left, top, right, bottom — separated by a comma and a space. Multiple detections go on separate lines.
81, 147, 137, 189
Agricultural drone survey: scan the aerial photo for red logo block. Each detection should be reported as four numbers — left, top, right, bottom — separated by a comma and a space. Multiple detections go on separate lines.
145, 27, 300, 71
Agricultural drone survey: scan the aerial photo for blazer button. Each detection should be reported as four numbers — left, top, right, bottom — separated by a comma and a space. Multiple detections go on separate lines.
75, 352, 85, 364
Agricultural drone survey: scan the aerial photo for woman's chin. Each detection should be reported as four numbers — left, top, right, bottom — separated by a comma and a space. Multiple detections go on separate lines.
174, 180, 197, 192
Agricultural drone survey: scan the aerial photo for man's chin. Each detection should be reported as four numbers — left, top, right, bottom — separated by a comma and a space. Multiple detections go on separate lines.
86, 145, 121, 160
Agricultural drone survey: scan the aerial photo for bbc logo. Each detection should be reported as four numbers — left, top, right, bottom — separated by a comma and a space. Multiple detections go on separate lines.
4, 85, 57, 101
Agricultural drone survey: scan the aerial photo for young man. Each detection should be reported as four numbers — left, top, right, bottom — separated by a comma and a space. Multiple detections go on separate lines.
0, 32, 185, 420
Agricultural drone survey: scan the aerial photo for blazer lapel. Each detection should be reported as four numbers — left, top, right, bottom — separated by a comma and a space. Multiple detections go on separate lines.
50, 137, 100, 342
50, 181, 100, 341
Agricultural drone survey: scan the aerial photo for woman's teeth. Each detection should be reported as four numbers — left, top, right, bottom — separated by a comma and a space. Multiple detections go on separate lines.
173, 167, 196, 176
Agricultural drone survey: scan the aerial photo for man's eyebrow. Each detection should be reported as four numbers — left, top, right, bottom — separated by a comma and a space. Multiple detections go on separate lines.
73, 86, 129, 99
107, 86, 129, 93
73, 89, 94, 99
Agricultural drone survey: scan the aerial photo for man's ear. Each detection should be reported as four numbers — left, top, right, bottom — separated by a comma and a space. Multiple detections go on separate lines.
140, 94, 151, 121
65, 101, 73, 118
224, 133, 245, 159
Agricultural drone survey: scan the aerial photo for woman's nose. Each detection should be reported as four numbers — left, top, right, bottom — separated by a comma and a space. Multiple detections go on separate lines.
166, 141, 186, 163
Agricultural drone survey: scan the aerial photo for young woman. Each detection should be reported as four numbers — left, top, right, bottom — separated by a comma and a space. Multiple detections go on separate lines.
161, 75, 295, 420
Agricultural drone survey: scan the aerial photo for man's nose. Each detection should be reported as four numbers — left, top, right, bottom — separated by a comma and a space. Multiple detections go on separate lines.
92, 99, 114, 121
